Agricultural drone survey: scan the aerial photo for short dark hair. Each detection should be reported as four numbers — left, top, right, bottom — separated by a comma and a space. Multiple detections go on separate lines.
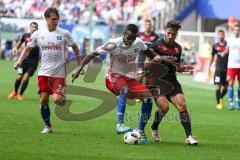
165, 20, 181, 31
234, 23, 240, 28
125, 24, 139, 34
30, 22, 38, 27
44, 7, 59, 18
218, 29, 225, 33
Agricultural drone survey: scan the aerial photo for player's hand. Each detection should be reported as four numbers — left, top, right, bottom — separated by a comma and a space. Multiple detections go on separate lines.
12, 48, 18, 56
72, 65, 84, 83
220, 52, 226, 57
14, 61, 21, 70
152, 55, 162, 63
178, 64, 194, 72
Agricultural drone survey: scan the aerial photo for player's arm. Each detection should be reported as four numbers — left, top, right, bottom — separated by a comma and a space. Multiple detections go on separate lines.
72, 46, 102, 82
14, 46, 31, 69
71, 43, 81, 66
176, 63, 194, 73
208, 46, 216, 72
12, 34, 25, 55
175, 46, 193, 73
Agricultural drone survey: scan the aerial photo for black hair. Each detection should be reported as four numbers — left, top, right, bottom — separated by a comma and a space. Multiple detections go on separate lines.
218, 29, 225, 33
44, 7, 59, 18
234, 23, 240, 28
30, 22, 38, 27
125, 24, 139, 34
165, 20, 181, 31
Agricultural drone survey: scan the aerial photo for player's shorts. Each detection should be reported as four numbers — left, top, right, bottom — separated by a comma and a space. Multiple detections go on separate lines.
151, 79, 183, 101
105, 73, 151, 99
18, 59, 38, 77
227, 68, 240, 81
38, 76, 66, 96
214, 69, 227, 85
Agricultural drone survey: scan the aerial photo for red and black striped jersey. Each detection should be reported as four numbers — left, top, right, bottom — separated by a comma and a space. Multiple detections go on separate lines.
212, 41, 228, 71
138, 32, 159, 47
151, 38, 182, 81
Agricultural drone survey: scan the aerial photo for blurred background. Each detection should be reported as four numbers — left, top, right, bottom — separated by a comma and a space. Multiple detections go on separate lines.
0, 0, 239, 83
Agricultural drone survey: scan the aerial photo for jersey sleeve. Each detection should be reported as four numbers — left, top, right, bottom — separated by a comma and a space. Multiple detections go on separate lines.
211, 45, 216, 57
27, 31, 38, 48
176, 46, 182, 64
138, 38, 148, 51
65, 30, 75, 47
20, 33, 25, 43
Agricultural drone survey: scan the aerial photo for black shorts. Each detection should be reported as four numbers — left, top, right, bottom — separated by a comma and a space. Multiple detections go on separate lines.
149, 79, 183, 101
165, 80, 183, 101
18, 59, 38, 77
214, 70, 227, 85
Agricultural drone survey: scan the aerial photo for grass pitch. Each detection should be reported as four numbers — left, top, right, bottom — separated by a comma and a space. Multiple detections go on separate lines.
0, 60, 240, 160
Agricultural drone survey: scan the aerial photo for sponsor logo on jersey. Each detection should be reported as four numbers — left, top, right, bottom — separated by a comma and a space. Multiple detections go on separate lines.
57, 36, 62, 40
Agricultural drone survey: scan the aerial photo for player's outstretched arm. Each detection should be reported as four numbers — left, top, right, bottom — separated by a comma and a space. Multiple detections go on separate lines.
14, 46, 31, 69
177, 63, 194, 73
72, 51, 100, 83
12, 40, 23, 56
71, 43, 81, 66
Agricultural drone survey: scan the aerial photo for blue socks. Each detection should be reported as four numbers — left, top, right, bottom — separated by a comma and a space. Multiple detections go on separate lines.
116, 88, 128, 124
40, 105, 51, 127
138, 98, 152, 131
228, 87, 234, 105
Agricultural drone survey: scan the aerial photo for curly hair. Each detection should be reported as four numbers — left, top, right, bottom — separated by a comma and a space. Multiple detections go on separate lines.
165, 20, 181, 31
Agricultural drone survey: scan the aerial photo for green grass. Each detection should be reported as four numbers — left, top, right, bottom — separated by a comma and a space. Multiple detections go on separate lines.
1, 60, 240, 160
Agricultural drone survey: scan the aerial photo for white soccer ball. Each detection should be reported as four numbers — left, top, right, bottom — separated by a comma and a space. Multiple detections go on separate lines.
123, 131, 140, 144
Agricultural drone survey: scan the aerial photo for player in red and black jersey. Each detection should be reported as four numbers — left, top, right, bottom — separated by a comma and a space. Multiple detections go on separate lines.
148, 20, 198, 145
209, 30, 228, 109
137, 19, 159, 76
8, 22, 39, 100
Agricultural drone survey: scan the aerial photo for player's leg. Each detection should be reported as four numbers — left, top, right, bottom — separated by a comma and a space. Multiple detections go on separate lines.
105, 74, 132, 134
219, 71, 228, 108
8, 74, 23, 99
235, 69, 240, 109
227, 68, 236, 110
150, 96, 169, 142
215, 84, 222, 109
51, 77, 66, 106
39, 92, 52, 133
18, 64, 37, 100
170, 94, 198, 145
18, 72, 31, 100
38, 76, 52, 133
136, 98, 153, 144
214, 70, 222, 108
116, 87, 131, 134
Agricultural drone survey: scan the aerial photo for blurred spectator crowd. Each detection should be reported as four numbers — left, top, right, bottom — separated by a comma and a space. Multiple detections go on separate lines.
0, 0, 169, 25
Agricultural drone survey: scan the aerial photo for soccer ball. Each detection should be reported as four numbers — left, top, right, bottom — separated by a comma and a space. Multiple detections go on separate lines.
123, 131, 140, 144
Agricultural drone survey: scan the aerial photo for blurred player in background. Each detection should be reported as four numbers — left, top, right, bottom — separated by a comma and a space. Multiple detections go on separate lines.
15, 7, 81, 133
208, 30, 228, 109
138, 19, 159, 77
8, 22, 39, 101
72, 24, 162, 144
149, 20, 198, 145
225, 23, 240, 110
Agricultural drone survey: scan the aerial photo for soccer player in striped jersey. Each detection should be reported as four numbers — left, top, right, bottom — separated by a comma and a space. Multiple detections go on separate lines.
209, 30, 228, 109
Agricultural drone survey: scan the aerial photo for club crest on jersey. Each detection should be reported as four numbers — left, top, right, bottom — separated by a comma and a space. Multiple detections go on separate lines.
134, 48, 139, 53
57, 36, 62, 40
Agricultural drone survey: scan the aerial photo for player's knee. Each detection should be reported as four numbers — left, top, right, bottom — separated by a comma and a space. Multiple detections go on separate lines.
177, 102, 186, 112
40, 98, 48, 106
22, 80, 29, 86
53, 96, 64, 105
160, 106, 169, 113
